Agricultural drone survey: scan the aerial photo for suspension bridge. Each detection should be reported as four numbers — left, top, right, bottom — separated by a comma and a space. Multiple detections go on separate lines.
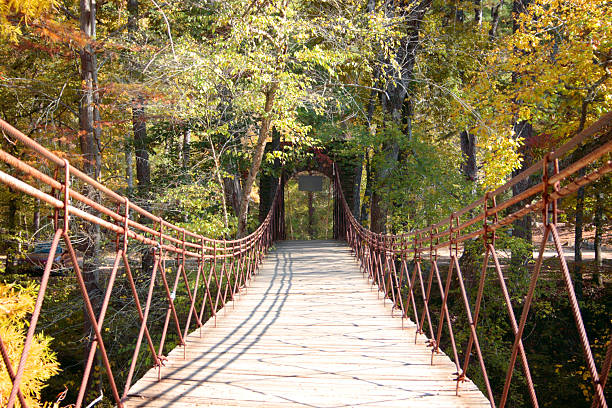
0, 113, 611, 408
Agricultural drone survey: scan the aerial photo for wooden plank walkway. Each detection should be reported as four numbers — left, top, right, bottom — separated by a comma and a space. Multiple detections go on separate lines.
125, 240, 490, 408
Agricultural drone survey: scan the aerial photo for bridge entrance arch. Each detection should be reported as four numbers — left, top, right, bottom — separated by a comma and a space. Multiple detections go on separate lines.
258, 142, 361, 240
283, 170, 333, 240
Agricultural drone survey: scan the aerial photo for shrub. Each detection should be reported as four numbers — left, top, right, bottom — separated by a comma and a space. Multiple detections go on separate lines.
0, 282, 60, 407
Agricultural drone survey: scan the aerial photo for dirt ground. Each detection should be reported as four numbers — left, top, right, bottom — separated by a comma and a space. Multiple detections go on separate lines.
532, 222, 612, 261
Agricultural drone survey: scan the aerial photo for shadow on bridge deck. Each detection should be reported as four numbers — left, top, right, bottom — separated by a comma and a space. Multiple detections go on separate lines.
124, 240, 489, 408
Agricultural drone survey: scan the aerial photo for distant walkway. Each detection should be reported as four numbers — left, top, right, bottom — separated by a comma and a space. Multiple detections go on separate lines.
125, 241, 489, 407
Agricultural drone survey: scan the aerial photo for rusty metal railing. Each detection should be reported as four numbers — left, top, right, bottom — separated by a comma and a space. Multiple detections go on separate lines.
0, 119, 284, 408
333, 112, 612, 408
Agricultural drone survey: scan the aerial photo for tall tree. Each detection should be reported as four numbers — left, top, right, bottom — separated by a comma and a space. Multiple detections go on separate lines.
79, 0, 102, 180
592, 181, 606, 287
127, 0, 151, 200
132, 96, 151, 199
78, 0, 103, 394
237, 84, 278, 237
127, 0, 154, 273
509, 0, 534, 268
370, 0, 432, 233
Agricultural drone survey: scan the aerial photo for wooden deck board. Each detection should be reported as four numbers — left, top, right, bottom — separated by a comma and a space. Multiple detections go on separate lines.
125, 240, 490, 408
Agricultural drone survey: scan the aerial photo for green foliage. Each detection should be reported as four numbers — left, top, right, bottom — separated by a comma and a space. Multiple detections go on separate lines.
452, 231, 610, 407
382, 128, 478, 231
156, 181, 235, 238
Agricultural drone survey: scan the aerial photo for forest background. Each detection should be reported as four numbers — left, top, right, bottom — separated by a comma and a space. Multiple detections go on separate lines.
0, 0, 610, 406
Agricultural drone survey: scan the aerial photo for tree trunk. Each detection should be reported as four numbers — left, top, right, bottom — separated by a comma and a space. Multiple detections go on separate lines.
79, 2, 101, 180
125, 0, 138, 198
259, 129, 281, 223
370, 140, 399, 233
360, 151, 372, 224
224, 175, 242, 216
370, 189, 386, 233
460, 129, 477, 182
128, 0, 153, 275
78, 0, 102, 258
132, 97, 150, 198
352, 155, 362, 218
510, 120, 533, 246
593, 185, 604, 287
133, 103, 153, 273
127, 0, 150, 198
509, 121, 534, 293
369, 0, 431, 233
125, 141, 134, 196
359, 68, 377, 224
571, 97, 594, 297
79, 0, 103, 394
489, 0, 504, 39
208, 134, 230, 232
403, 98, 414, 141
308, 190, 314, 239
128, 0, 138, 35
474, 0, 482, 25
5, 192, 18, 272
573, 169, 585, 299
236, 85, 277, 237
510, 0, 534, 266
32, 199, 40, 238
182, 127, 191, 172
